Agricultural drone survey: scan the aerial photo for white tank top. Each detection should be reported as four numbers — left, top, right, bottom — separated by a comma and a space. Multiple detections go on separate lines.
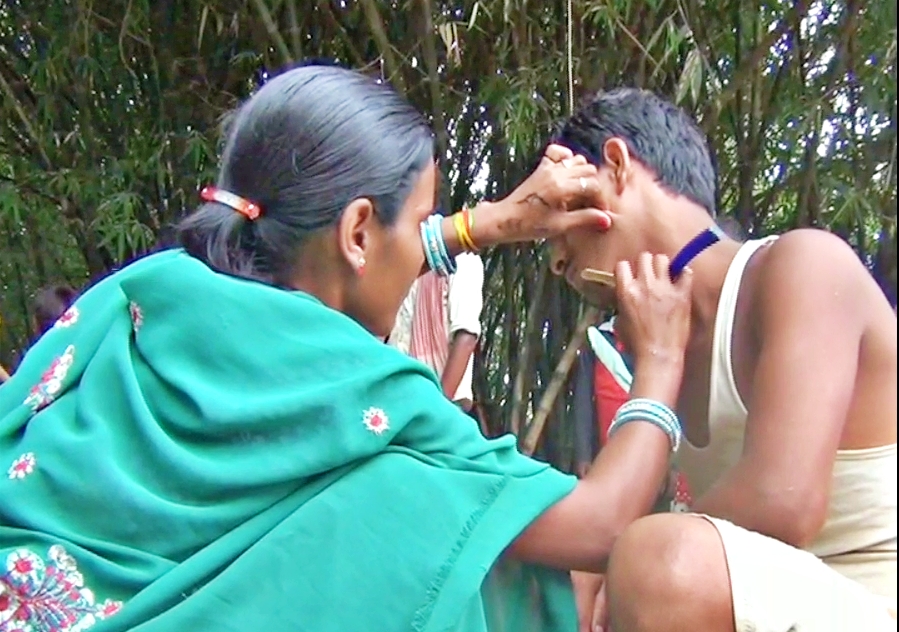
676, 237, 898, 603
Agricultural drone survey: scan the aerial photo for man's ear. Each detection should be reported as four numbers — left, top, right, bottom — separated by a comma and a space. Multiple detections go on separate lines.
602, 138, 634, 195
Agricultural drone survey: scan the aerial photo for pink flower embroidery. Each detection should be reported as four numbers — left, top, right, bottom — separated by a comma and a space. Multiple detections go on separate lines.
0, 545, 122, 631
7, 453, 36, 480
53, 306, 80, 329
362, 407, 389, 435
129, 302, 143, 333
23, 345, 75, 412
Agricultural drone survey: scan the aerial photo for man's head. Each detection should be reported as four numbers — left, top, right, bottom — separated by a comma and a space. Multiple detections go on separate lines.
549, 88, 718, 307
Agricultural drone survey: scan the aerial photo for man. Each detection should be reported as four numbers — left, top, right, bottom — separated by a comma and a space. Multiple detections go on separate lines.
388, 251, 484, 413
550, 88, 896, 631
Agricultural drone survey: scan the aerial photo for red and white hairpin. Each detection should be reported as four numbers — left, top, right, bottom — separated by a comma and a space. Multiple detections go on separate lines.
200, 186, 261, 220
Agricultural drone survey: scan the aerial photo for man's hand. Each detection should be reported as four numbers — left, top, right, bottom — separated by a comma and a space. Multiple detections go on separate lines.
572, 571, 609, 632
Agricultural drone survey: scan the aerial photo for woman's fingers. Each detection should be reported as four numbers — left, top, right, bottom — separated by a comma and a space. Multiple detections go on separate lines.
652, 254, 670, 280
560, 208, 612, 232
675, 265, 694, 291
544, 143, 576, 163
636, 252, 655, 283
615, 260, 635, 289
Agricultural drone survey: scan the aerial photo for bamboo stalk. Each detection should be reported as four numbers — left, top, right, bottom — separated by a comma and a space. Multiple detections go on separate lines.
521, 306, 598, 455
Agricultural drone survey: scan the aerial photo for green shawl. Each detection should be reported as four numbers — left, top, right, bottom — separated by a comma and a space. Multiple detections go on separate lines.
0, 250, 579, 632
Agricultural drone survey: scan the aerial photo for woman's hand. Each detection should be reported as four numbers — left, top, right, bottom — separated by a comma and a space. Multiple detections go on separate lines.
614, 253, 693, 368
471, 144, 610, 246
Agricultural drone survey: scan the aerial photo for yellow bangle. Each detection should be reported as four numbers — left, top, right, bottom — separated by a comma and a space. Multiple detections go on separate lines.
462, 209, 479, 252
453, 212, 478, 252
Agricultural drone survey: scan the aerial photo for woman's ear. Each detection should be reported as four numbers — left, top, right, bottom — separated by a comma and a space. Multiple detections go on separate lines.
337, 198, 376, 274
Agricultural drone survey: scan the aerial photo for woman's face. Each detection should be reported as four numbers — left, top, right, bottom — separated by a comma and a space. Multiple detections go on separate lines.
342, 161, 437, 337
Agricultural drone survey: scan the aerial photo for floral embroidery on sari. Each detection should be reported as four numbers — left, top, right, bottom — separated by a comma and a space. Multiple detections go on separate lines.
128, 302, 143, 333
0, 545, 122, 632
23, 346, 75, 413
362, 408, 389, 435
7, 453, 36, 481
52, 307, 79, 329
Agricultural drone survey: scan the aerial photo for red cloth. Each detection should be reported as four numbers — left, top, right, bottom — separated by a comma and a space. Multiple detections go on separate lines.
593, 359, 628, 445
591, 330, 694, 510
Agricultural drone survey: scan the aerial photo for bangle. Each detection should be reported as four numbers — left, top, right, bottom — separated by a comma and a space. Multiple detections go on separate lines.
452, 213, 471, 252
607, 398, 682, 452
421, 214, 457, 276
453, 209, 479, 253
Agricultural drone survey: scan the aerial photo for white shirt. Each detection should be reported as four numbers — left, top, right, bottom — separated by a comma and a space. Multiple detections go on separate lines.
389, 253, 484, 402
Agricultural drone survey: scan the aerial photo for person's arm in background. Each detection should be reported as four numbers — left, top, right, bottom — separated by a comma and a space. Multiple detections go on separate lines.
0, 363, 9, 383
441, 253, 484, 402
572, 347, 599, 478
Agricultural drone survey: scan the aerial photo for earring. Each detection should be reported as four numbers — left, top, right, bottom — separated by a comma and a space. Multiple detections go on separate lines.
357, 256, 366, 275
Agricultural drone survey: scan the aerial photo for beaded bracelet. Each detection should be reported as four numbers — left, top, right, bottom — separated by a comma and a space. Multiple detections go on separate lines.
420, 214, 457, 276
607, 398, 683, 452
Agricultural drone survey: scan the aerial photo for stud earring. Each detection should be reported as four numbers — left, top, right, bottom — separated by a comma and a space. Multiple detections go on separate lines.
357, 256, 366, 275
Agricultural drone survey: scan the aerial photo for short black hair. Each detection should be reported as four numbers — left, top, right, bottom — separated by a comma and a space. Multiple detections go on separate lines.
557, 88, 717, 215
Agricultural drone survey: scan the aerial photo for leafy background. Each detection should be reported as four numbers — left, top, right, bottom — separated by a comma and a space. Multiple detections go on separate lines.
0, 0, 894, 468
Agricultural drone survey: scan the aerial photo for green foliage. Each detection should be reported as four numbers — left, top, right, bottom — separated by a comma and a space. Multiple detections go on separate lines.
0, 0, 894, 467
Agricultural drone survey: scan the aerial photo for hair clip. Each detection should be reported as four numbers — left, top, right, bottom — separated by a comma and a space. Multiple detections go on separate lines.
200, 186, 261, 220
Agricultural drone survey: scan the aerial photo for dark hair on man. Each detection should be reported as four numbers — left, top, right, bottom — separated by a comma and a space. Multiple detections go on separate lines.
557, 88, 717, 216
177, 64, 434, 284
33, 284, 78, 336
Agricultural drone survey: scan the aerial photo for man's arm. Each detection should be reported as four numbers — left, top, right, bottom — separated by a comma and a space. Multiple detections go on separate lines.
441, 332, 478, 399
442, 254, 484, 400
692, 230, 866, 547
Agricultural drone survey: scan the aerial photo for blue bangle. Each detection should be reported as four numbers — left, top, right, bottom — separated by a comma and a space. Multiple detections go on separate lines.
424, 217, 447, 276
421, 215, 457, 277
420, 221, 440, 274
608, 398, 682, 452
430, 215, 457, 275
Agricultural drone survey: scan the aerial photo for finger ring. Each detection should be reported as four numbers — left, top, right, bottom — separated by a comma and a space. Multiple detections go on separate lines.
579, 177, 588, 192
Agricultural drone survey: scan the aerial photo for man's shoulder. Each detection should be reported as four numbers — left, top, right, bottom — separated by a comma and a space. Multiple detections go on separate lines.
755, 229, 867, 292
763, 228, 858, 264
750, 229, 876, 328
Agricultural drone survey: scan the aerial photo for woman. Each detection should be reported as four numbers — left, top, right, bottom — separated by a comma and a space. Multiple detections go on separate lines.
0, 65, 691, 632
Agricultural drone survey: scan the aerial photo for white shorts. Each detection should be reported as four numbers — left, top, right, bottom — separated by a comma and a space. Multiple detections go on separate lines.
701, 515, 897, 632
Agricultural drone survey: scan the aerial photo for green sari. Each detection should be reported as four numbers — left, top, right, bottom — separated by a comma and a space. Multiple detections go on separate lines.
0, 250, 578, 632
